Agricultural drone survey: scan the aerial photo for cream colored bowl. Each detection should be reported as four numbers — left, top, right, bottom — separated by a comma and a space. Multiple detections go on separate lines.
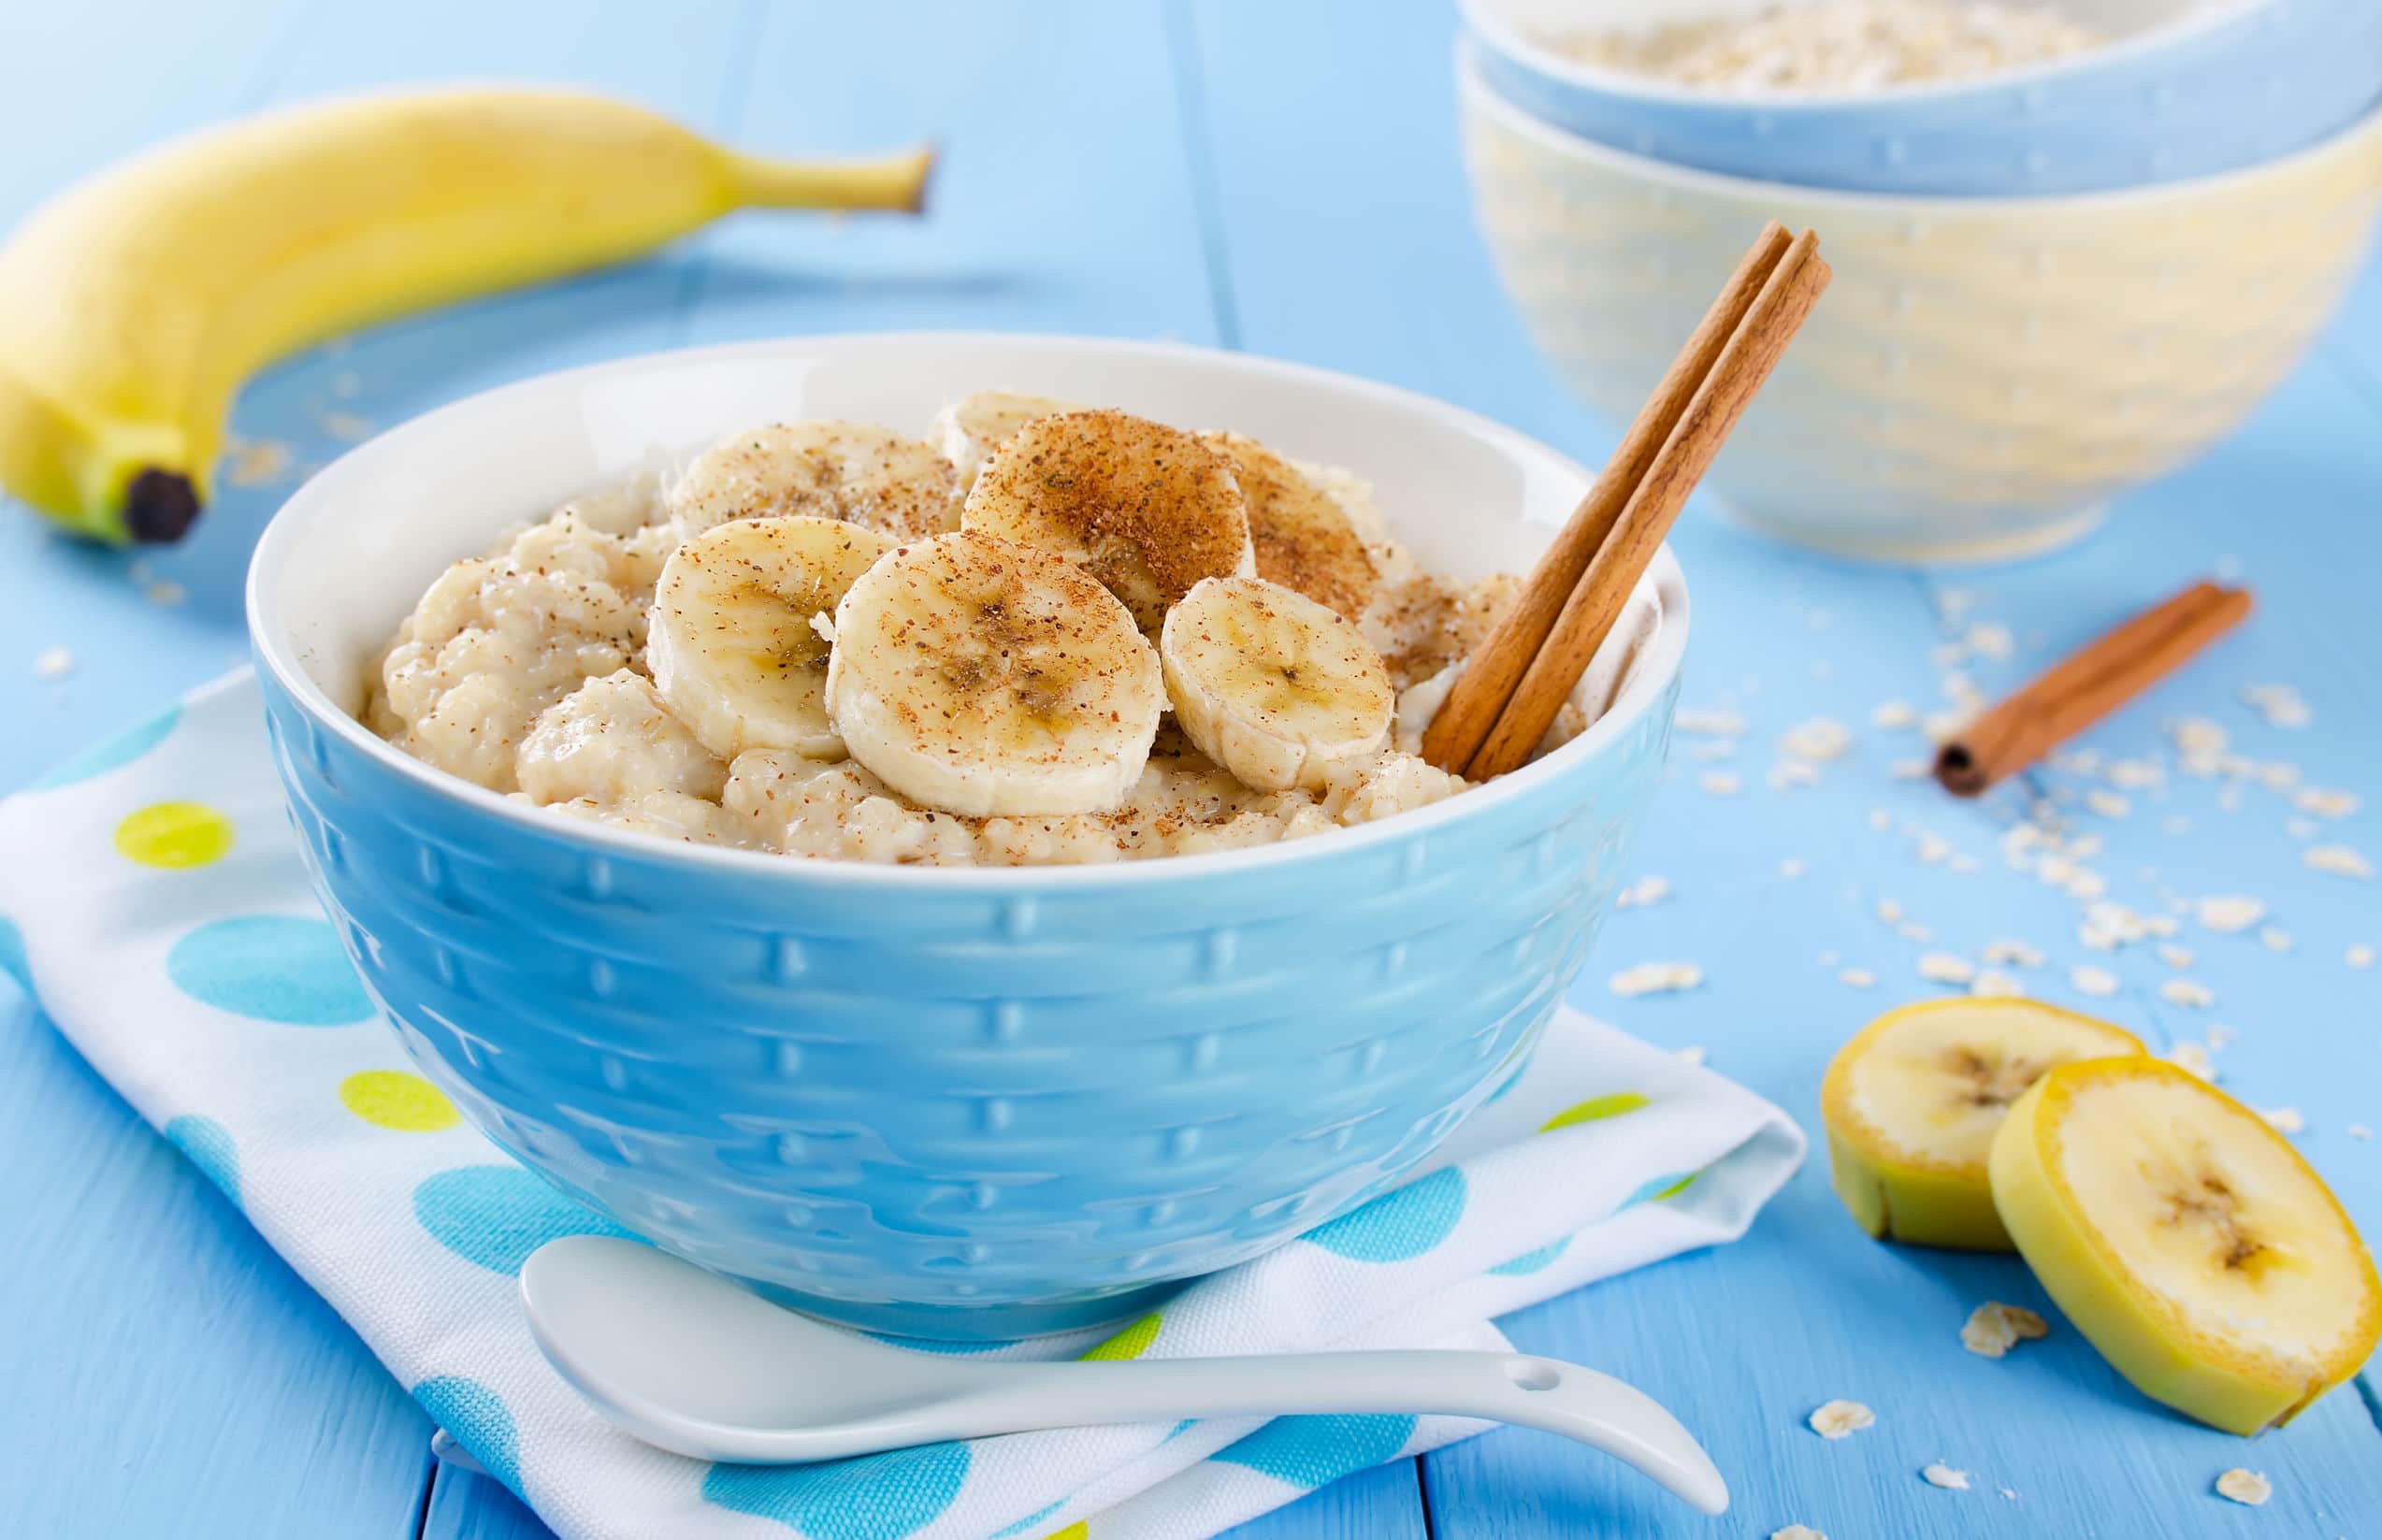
1459, 43, 2382, 563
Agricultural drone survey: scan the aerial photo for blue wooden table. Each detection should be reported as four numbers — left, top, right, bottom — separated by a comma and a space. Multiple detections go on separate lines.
5, 3, 2379, 1536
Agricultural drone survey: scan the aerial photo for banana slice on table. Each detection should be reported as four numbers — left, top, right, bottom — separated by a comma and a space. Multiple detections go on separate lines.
930, 389, 1084, 486
961, 409, 1254, 632
1200, 432, 1378, 622
1993, 1058, 2381, 1434
646, 515, 896, 760
1160, 575, 1393, 793
1822, 998, 2145, 1250
667, 422, 959, 542
826, 529, 1164, 817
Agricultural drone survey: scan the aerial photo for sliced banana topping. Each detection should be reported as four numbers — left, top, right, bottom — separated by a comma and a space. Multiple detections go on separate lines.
1161, 575, 1393, 793
1201, 432, 1378, 622
826, 529, 1164, 817
1821, 998, 2145, 1249
1994, 1058, 2382, 1434
961, 408, 1254, 632
667, 421, 960, 543
931, 388, 1085, 487
646, 515, 897, 760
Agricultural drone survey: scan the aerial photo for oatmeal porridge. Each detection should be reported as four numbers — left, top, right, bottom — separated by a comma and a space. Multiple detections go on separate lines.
367, 392, 1643, 865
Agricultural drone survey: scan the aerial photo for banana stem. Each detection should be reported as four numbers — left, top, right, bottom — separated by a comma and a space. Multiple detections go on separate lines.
727, 145, 936, 214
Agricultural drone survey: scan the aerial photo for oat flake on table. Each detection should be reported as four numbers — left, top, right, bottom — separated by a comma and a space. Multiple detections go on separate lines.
1922, 1462, 1972, 1491
1770, 1527, 1827, 1540
2216, 1468, 2273, 1506
1960, 1302, 2048, 1359
1609, 961, 1703, 999
1807, 1400, 1875, 1439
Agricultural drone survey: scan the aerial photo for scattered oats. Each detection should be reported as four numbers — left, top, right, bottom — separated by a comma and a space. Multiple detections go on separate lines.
1807, 1400, 1874, 1440
2347, 943, 2375, 970
145, 581, 187, 607
2070, 965, 2120, 998
2257, 1106, 2304, 1135
2257, 760, 2300, 792
2159, 978, 2214, 1009
1770, 1528, 1827, 1540
2067, 833, 2104, 860
331, 369, 363, 398
1916, 832, 1953, 865
2086, 789, 2131, 819
1922, 1462, 1972, 1491
2106, 757, 2163, 790
2147, 914, 2181, 937
1931, 641, 1968, 668
2157, 943, 2195, 970
2164, 1042, 2216, 1082
2218, 784, 2243, 813
1963, 621, 2013, 659
32, 646, 74, 680
1870, 698, 1916, 729
2240, 684, 2310, 729
2304, 844, 2374, 880
222, 434, 294, 487
1779, 857, 1807, 878
1675, 708, 1746, 736
1939, 670, 1980, 706
2259, 927, 2293, 953
1984, 938, 2043, 968
320, 410, 375, 441
2063, 868, 2108, 901
1922, 706, 1974, 742
2171, 715, 2229, 757
1918, 952, 1975, 985
2349, 1124, 2373, 1142
1781, 717, 1852, 763
1971, 969, 2024, 999
1692, 738, 1738, 761
2056, 746, 2102, 774
1890, 756, 1932, 780
1616, 875, 1672, 909
1937, 588, 1973, 623
2285, 816, 2318, 841
1839, 967, 1878, 989
1899, 922, 1933, 943
2215, 1469, 2273, 1506
2194, 895, 2265, 934
1868, 809, 1893, 831
1674, 1044, 1708, 1067
1699, 770, 1743, 797
1876, 899, 1905, 924
1768, 759, 1820, 791
2204, 1024, 2237, 1049
1999, 1488, 2017, 1501
1820, 949, 1841, 967
1948, 852, 1981, 872
1960, 1302, 2049, 1359
1610, 962, 1703, 998
2295, 786, 2360, 819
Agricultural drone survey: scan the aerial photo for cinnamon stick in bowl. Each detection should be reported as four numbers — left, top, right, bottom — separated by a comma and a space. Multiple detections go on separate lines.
1934, 580, 2252, 797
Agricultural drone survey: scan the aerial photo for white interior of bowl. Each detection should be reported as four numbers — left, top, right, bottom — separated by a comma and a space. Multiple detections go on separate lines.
1464, 0, 2266, 105
248, 334, 1690, 888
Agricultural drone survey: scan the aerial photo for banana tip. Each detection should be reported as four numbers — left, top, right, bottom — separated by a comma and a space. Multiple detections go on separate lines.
903, 142, 938, 214
124, 468, 201, 543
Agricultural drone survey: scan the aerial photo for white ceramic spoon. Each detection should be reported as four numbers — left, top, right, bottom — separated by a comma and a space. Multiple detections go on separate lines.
520, 1236, 1728, 1516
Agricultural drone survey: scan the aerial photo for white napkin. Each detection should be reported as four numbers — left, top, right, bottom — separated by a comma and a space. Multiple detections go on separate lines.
0, 670, 1804, 1540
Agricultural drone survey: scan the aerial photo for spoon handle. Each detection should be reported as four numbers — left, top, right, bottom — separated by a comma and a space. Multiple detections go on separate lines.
920, 1351, 1725, 1515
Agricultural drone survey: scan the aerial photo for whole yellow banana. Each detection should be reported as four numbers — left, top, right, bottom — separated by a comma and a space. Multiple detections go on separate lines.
0, 87, 932, 542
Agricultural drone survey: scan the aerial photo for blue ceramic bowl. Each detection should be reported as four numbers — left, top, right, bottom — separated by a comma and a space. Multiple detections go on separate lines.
1462, 0, 2382, 195
246, 335, 1690, 1340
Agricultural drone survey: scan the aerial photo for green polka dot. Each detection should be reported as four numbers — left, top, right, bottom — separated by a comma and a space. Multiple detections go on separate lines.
114, 801, 233, 869
1652, 1173, 1696, 1201
1080, 1313, 1161, 1361
1044, 1526, 1088, 1540
341, 1070, 460, 1131
1539, 1090, 1651, 1132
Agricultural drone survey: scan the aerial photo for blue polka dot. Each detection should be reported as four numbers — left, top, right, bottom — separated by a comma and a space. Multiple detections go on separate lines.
1214, 1414, 1416, 1488
165, 1115, 239, 1207
412, 1165, 632, 1276
27, 705, 180, 790
1302, 1168, 1466, 1263
989, 1499, 1065, 1538
413, 1375, 520, 1494
166, 914, 372, 1026
1487, 1234, 1570, 1277
0, 914, 27, 996
703, 1441, 969, 1539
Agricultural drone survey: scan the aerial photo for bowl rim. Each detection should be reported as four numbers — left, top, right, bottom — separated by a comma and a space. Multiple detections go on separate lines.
1459, 35, 2382, 210
1457, 0, 2268, 112
247, 332, 1691, 893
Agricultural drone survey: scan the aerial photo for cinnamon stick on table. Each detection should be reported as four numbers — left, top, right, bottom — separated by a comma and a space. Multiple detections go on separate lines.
1934, 580, 2252, 797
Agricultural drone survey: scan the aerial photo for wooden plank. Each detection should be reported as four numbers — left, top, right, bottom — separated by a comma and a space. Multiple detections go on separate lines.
424, 1465, 556, 1540
1178, 3, 2382, 1538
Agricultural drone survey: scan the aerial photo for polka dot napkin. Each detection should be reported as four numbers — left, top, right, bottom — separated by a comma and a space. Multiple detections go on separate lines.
0, 671, 1804, 1540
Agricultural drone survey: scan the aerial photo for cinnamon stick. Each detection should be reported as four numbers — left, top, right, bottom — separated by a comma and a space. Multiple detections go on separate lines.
1934, 581, 2252, 797
1421, 221, 1794, 776
1465, 230, 1832, 780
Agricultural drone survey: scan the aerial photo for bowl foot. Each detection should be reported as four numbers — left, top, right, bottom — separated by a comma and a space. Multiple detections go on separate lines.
1711, 499, 2110, 568
738, 1274, 1189, 1345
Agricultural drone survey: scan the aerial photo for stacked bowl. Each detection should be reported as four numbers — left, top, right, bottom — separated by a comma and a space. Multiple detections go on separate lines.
1458, 0, 2382, 561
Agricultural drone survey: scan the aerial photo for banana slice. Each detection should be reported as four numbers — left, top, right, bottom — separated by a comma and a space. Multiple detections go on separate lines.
930, 389, 1084, 486
960, 409, 1254, 631
1201, 432, 1378, 622
1992, 1058, 2381, 1433
826, 529, 1163, 816
646, 515, 896, 760
1822, 998, 2145, 1250
1160, 575, 1393, 793
667, 422, 959, 542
